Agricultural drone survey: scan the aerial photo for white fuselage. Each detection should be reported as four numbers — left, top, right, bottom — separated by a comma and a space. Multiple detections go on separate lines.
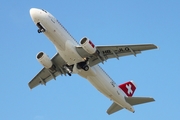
30, 8, 134, 112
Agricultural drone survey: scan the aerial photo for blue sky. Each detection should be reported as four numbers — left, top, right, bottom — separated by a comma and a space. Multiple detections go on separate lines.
0, 0, 180, 119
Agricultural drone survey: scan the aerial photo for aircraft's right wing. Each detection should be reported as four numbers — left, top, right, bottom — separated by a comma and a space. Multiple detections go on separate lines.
76, 44, 158, 67
28, 53, 69, 89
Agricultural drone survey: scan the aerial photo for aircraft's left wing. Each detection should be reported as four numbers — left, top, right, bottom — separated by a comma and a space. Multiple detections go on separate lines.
28, 53, 68, 89
76, 44, 157, 67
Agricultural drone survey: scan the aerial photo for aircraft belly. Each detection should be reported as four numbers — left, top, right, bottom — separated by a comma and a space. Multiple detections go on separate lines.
43, 22, 66, 51
60, 40, 83, 65
78, 65, 118, 99
87, 76, 112, 98
43, 21, 83, 65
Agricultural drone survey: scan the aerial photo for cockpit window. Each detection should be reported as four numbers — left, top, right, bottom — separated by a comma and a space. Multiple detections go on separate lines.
42, 9, 47, 13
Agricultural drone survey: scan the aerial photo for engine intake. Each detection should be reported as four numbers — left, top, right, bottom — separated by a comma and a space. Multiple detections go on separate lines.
80, 37, 96, 54
36, 52, 53, 69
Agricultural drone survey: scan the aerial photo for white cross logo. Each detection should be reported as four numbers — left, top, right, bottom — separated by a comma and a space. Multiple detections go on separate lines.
126, 84, 133, 95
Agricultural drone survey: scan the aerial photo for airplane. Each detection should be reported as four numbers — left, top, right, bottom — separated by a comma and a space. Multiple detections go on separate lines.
29, 8, 157, 115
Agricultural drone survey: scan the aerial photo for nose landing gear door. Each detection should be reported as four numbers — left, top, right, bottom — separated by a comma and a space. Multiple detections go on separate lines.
36, 22, 46, 33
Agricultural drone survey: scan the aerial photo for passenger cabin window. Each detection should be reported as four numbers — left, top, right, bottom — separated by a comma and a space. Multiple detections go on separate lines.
42, 9, 47, 13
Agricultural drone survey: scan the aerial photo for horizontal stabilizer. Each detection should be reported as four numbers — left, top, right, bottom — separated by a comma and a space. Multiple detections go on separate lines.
107, 102, 123, 115
107, 97, 155, 115
125, 97, 155, 106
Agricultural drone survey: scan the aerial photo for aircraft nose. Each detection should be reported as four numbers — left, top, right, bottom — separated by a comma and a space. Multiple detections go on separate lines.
30, 8, 37, 17
29, 8, 40, 22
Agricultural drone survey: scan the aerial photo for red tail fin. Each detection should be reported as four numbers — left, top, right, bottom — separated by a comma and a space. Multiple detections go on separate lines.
119, 81, 136, 97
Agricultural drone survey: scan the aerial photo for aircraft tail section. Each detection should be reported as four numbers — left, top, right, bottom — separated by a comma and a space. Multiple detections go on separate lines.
107, 102, 123, 115
125, 97, 155, 106
107, 97, 155, 115
119, 81, 136, 97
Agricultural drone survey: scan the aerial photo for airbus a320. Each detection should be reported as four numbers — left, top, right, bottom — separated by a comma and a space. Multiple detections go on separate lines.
28, 8, 157, 115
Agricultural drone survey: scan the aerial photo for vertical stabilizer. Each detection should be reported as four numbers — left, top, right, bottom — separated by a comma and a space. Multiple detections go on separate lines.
119, 81, 136, 97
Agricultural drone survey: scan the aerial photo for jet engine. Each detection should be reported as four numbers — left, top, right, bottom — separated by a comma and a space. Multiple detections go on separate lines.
36, 52, 53, 69
80, 37, 96, 54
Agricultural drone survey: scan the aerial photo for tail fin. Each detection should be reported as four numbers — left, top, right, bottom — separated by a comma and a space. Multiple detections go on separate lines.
119, 81, 136, 97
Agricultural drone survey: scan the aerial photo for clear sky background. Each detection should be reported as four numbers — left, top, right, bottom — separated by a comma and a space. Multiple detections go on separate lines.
0, 0, 180, 120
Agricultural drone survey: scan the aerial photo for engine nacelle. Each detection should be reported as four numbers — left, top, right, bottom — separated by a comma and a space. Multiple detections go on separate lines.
80, 37, 96, 54
36, 52, 53, 69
